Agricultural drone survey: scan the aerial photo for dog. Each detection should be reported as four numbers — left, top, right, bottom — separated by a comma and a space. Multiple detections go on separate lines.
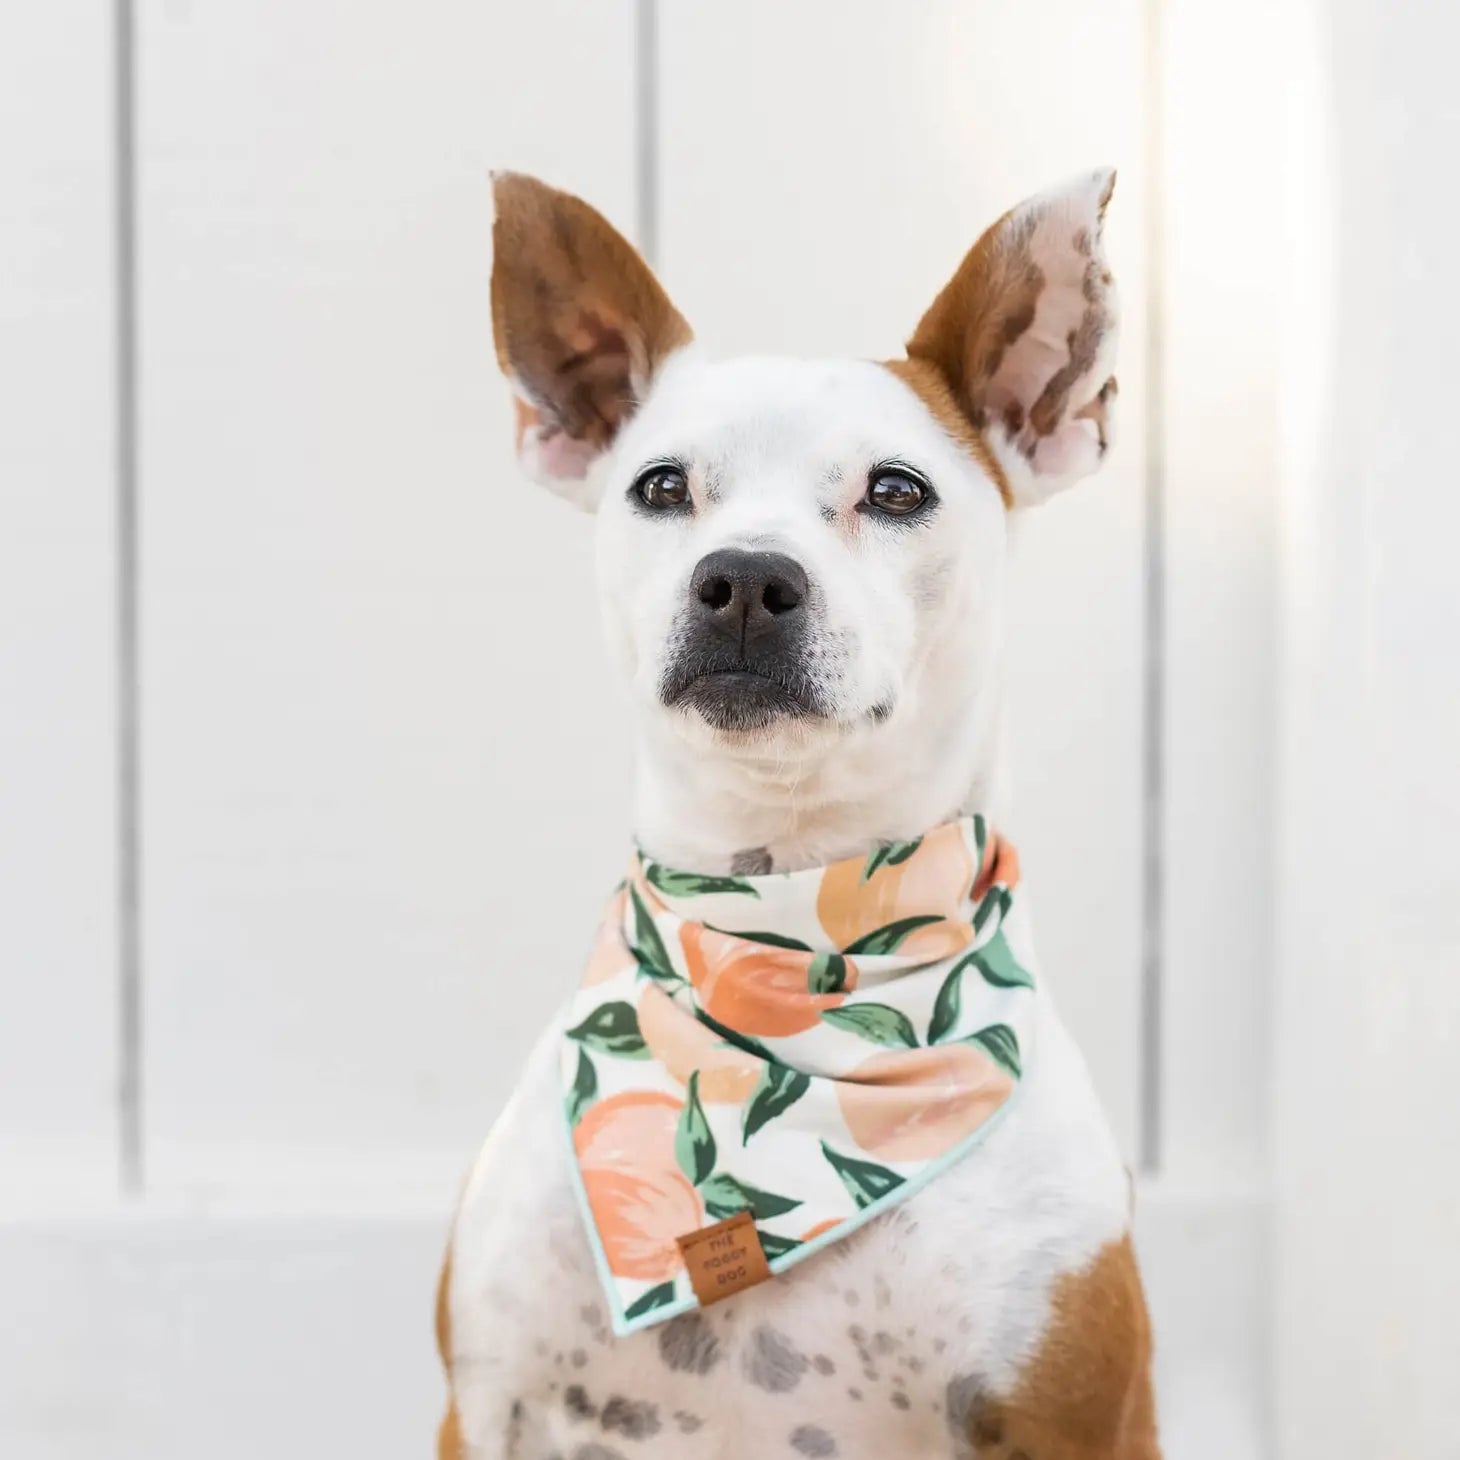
436, 169, 1158, 1460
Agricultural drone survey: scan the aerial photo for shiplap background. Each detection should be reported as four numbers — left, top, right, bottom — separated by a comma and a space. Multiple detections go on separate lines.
24, 1, 1450, 1456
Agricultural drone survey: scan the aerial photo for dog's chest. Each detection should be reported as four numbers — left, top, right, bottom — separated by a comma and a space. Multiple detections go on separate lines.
446, 1011, 1128, 1459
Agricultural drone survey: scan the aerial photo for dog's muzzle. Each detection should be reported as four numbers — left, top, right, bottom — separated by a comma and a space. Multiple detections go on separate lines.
660, 548, 826, 731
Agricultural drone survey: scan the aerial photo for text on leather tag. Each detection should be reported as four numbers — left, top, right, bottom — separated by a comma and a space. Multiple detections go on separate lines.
675, 1209, 772, 1306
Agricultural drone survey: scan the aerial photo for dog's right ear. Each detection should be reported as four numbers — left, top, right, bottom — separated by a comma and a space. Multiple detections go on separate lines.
490, 173, 692, 507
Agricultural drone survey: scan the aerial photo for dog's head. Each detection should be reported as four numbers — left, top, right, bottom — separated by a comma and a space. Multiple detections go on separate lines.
490, 171, 1117, 795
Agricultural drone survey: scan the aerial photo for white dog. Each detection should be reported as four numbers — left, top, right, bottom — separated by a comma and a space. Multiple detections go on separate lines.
436, 170, 1158, 1460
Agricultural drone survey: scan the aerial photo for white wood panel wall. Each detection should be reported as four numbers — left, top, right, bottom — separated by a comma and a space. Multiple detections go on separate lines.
0, 0, 118, 1205
139, 0, 637, 1197
1158, 0, 1279, 1187
659, 0, 1150, 1154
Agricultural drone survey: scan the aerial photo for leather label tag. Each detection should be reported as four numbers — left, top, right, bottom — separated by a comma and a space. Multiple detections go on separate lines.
676, 1209, 771, 1307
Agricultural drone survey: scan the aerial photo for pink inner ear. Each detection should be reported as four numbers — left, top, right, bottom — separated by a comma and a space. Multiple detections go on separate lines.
536, 429, 599, 481
512, 395, 599, 484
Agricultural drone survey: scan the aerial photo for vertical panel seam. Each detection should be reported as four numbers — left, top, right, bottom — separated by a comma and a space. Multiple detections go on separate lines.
1139, 0, 1167, 1176
114, 0, 143, 1195
634, 0, 659, 266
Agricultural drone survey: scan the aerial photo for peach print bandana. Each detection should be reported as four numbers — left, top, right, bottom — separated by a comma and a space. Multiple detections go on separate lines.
560, 816, 1035, 1335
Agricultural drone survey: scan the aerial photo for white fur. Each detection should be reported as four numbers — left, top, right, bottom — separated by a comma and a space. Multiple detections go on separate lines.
443, 347, 1134, 1459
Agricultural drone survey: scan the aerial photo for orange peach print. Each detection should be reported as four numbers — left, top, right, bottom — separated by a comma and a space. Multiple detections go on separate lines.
679, 922, 855, 1037
636, 983, 763, 1103
816, 821, 977, 961
972, 832, 1021, 900
836, 1044, 1014, 1163
573, 1091, 702, 1282
799, 1218, 841, 1242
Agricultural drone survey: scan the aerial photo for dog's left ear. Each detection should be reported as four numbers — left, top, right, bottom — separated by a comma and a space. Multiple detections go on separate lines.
491, 172, 693, 506
905, 169, 1119, 507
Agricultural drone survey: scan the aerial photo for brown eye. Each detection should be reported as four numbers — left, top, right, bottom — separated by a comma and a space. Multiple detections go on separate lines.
864, 467, 930, 517
633, 464, 690, 511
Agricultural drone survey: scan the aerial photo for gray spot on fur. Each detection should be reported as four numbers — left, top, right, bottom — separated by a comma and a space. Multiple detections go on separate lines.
945, 1374, 985, 1457
743, 1324, 809, 1393
872, 1330, 897, 1356
891, 1391, 911, 1411
564, 1385, 596, 1422
658, 1312, 722, 1375
505, 1398, 525, 1453
600, 1396, 660, 1441
844, 1289, 860, 1308
674, 1410, 704, 1434
570, 1348, 588, 1369
812, 1354, 836, 1376
731, 846, 773, 876
790, 1424, 838, 1456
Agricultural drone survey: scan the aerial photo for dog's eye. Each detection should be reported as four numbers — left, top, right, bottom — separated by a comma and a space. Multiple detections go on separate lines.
864, 468, 930, 517
633, 464, 690, 511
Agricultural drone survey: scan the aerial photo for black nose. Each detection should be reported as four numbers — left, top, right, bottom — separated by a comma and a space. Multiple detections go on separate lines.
690, 548, 808, 645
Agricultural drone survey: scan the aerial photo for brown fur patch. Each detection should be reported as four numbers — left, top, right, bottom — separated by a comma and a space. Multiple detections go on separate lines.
903, 202, 1047, 445
970, 1237, 1160, 1459
491, 172, 691, 453
436, 1245, 463, 1460
880, 357, 1013, 508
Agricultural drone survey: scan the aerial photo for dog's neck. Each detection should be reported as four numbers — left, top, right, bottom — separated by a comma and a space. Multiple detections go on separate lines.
631, 686, 1008, 875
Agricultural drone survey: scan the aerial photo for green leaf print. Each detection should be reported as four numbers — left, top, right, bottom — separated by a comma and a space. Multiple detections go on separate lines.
634, 956, 687, 991
970, 930, 1034, 990
755, 1229, 804, 1261
645, 864, 761, 899
628, 883, 676, 979
742, 1063, 812, 1142
860, 837, 922, 883
971, 814, 988, 866
820, 1002, 919, 1049
564, 1045, 598, 1126
564, 1001, 651, 1059
927, 960, 965, 1044
698, 1172, 804, 1222
820, 1140, 906, 1209
807, 952, 850, 994
705, 925, 813, 952
693, 1005, 776, 1063
841, 914, 945, 957
675, 1072, 717, 1185
966, 1023, 1022, 1079
623, 1281, 678, 1321
972, 886, 1011, 935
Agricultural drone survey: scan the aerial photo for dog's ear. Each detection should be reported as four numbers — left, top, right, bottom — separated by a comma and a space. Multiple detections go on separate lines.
905, 170, 1119, 507
490, 173, 692, 507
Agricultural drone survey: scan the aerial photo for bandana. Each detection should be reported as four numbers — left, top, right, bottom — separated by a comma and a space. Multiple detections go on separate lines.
559, 815, 1036, 1335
